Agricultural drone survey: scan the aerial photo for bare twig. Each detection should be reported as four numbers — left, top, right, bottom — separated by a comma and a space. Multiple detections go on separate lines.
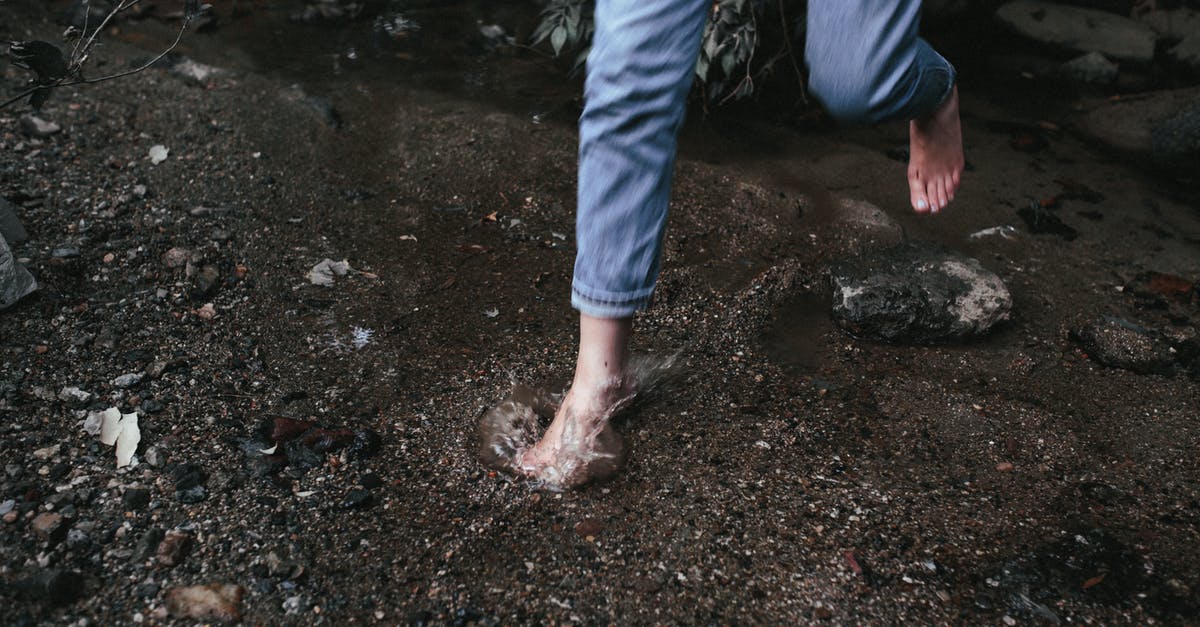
2, 2, 192, 111
777, 0, 807, 103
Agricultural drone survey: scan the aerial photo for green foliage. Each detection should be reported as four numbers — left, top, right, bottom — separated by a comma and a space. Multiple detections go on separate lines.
532, 0, 594, 75
695, 0, 758, 102
533, 0, 791, 103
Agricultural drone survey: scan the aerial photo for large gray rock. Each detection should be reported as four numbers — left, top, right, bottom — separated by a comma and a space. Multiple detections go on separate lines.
996, 1, 1157, 62
1076, 86, 1200, 158
1139, 8, 1200, 40
1059, 52, 1119, 85
0, 197, 28, 244
1071, 317, 1177, 375
1152, 101, 1200, 163
1169, 35, 1200, 72
1, 232, 37, 310
830, 244, 1012, 344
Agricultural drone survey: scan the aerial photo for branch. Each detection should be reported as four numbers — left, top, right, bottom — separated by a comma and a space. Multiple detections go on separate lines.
1, 4, 193, 111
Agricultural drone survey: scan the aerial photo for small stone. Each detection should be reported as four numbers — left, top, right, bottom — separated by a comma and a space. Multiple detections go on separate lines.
58, 386, 91, 404
51, 247, 80, 258
31, 512, 68, 543
32, 443, 61, 460
165, 584, 244, 622
574, 518, 604, 539
196, 303, 217, 321
162, 247, 196, 269
340, 489, 373, 510
3, 511, 18, 523
996, 462, 1015, 472
123, 488, 151, 511
112, 372, 143, 388
194, 265, 220, 295
1059, 52, 1118, 85
0, 500, 13, 515
19, 115, 62, 138
156, 530, 193, 567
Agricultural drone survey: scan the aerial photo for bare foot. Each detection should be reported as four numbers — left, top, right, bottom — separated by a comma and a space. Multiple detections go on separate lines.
908, 85, 964, 214
517, 380, 630, 487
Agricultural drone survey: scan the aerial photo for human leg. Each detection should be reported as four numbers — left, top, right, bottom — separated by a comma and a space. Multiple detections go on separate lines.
519, 0, 708, 483
805, 0, 963, 213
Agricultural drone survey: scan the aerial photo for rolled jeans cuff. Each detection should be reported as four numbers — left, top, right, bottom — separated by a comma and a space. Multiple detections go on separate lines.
571, 280, 654, 318
903, 39, 956, 120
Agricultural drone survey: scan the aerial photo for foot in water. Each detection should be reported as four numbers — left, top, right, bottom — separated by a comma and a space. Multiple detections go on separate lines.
908, 85, 964, 214
516, 379, 632, 488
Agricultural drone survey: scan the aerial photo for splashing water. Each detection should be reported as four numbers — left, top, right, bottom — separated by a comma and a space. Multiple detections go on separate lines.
478, 352, 680, 490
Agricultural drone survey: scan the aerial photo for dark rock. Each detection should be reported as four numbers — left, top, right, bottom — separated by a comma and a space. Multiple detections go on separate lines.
830, 244, 1012, 344
123, 488, 151, 511
31, 512, 69, 544
193, 264, 220, 297
347, 429, 382, 460
1018, 204, 1077, 240
1151, 101, 1200, 164
340, 489, 373, 510
1, 230, 38, 309
171, 464, 208, 503
0, 197, 29, 244
135, 528, 165, 560
12, 569, 84, 606
1071, 317, 1177, 375
360, 472, 383, 490
995, 1, 1156, 62
156, 530, 193, 567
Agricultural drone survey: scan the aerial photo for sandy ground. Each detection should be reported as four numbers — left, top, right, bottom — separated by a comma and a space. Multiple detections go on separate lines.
2, 2, 1199, 624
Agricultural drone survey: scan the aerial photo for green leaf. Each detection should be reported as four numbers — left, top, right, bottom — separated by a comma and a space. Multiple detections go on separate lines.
551, 26, 567, 56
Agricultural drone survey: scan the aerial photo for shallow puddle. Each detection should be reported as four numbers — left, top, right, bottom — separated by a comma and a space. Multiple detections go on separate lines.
478, 353, 679, 490
759, 290, 839, 375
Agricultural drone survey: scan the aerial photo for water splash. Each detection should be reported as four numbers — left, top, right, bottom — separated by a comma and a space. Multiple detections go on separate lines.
478, 352, 679, 490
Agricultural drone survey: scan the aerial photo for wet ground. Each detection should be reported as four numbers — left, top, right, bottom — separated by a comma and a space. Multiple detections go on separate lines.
2, 1, 1199, 624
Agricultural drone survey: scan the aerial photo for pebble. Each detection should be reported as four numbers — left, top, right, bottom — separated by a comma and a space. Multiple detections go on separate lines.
58, 386, 92, 404
32, 443, 61, 460
165, 584, 244, 621
341, 489, 373, 510
32, 512, 68, 543
19, 115, 62, 138
112, 373, 143, 388
123, 488, 151, 511
156, 530, 193, 567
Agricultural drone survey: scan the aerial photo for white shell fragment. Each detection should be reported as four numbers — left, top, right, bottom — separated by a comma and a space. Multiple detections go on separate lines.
306, 258, 352, 286
114, 412, 140, 469
149, 145, 169, 165
98, 407, 123, 446
93, 407, 141, 468
259, 444, 278, 455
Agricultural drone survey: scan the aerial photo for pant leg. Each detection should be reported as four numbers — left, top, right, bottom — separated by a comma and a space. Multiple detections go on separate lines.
571, 0, 709, 319
805, 0, 955, 124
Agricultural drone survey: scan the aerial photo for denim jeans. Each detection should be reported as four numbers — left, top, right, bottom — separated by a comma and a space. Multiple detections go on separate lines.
572, 0, 956, 318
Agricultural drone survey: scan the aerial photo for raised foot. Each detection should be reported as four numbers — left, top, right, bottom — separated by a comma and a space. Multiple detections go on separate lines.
908, 85, 964, 214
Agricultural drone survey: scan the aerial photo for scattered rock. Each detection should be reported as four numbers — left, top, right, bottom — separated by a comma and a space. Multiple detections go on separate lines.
830, 243, 1012, 344
1071, 317, 1177, 375
1059, 52, 1118, 85
165, 583, 244, 622
13, 569, 85, 606
1075, 86, 1200, 159
574, 518, 604, 539
172, 58, 225, 84
156, 530, 193, 567
162, 247, 198, 269
19, 115, 62, 137
123, 488, 151, 511
0, 196, 29, 244
57, 386, 91, 405
32, 443, 60, 460
149, 145, 169, 165
1151, 100, 1200, 163
1139, 8, 1200, 40
995, 1, 1157, 62
112, 373, 143, 388
31, 512, 69, 544
341, 489, 373, 510
1, 231, 38, 309
307, 258, 352, 286
172, 464, 208, 504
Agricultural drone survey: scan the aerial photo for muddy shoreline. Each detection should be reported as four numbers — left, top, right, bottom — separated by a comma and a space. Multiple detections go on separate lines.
2, 2, 1199, 624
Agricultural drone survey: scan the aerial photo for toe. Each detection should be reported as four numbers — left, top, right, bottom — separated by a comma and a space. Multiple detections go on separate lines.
945, 175, 956, 203
909, 171, 929, 213
935, 179, 949, 212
